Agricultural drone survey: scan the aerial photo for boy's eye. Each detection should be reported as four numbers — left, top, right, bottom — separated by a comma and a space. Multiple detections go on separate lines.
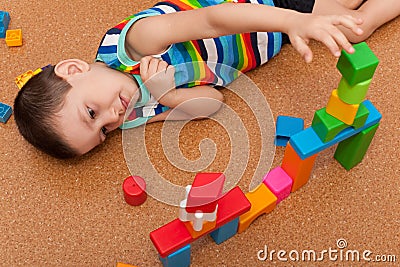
87, 107, 95, 119
101, 126, 108, 136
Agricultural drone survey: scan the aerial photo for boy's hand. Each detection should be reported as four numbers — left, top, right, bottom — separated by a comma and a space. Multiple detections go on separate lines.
287, 13, 363, 63
140, 56, 176, 101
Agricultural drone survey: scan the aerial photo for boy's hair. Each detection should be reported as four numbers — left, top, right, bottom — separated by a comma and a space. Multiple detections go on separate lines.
14, 66, 79, 159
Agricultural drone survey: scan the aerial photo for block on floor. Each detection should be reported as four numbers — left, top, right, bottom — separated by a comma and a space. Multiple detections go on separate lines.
210, 217, 239, 245
0, 102, 12, 123
159, 244, 191, 267
262, 166, 292, 204
334, 123, 380, 170
238, 183, 277, 233
281, 143, 317, 192
5, 29, 22, 46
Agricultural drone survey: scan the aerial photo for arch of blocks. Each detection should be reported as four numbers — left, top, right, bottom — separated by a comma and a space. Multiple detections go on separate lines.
149, 42, 381, 267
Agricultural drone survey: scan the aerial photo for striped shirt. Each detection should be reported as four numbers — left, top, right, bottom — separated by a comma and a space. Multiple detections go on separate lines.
96, 0, 282, 129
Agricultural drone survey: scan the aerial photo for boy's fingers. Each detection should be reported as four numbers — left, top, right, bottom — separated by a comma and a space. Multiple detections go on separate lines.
332, 15, 364, 35
318, 32, 341, 57
329, 27, 355, 54
140, 56, 153, 80
291, 36, 313, 63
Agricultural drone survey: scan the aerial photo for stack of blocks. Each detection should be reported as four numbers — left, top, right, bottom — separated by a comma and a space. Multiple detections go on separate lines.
149, 42, 382, 266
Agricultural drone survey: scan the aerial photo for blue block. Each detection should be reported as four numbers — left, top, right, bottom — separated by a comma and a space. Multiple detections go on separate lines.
210, 217, 239, 245
0, 11, 10, 38
275, 136, 290, 147
289, 100, 381, 160
0, 102, 12, 123
159, 244, 191, 267
275, 116, 304, 147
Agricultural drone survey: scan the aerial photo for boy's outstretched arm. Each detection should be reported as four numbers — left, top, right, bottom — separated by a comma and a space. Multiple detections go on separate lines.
126, 3, 363, 63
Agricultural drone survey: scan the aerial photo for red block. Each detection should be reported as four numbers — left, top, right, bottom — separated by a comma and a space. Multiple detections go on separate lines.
123, 176, 147, 206
150, 186, 251, 258
186, 173, 225, 213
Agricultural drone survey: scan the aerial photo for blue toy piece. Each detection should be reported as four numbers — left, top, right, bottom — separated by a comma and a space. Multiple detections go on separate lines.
275, 115, 304, 147
159, 244, 191, 267
0, 102, 12, 123
210, 217, 239, 245
0, 11, 10, 38
289, 100, 381, 160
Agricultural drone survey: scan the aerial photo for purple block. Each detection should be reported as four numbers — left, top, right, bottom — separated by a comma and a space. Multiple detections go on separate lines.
262, 167, 293, 204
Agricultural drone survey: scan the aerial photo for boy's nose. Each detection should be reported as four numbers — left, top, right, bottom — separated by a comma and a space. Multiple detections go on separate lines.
104, 106, 123, 129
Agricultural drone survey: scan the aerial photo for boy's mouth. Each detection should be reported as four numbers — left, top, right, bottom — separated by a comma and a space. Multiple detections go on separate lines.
120, 96, 129, 112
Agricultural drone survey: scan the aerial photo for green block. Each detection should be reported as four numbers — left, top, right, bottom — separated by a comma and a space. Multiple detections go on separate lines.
336, 42, 379, 86
337, 77, 372, 104
352, 103, 369, 129
312, 103, 370, 142
334, 123, 379, 170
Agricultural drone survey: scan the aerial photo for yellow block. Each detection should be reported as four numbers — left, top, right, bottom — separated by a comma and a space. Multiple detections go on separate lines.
183, 219, 217, 239
326, 89, 359, 125
238, 183, 277, 234
116, 263, 138, 267
5, 29, 23, 47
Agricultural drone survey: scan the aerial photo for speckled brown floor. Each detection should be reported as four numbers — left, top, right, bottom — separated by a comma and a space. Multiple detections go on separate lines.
1, 1, 399, 266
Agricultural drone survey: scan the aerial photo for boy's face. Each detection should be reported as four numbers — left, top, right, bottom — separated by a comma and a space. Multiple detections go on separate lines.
55, 61, 139, 155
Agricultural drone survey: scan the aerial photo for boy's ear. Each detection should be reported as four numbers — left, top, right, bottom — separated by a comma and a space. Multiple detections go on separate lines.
54, 59, 90, 79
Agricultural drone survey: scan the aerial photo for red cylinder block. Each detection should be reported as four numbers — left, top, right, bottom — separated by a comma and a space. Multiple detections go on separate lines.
123, 176, 147, 206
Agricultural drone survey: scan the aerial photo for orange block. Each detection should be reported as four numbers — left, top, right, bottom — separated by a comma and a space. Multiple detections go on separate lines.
238, 183, 277, 233
5, 29, 22, 47
183, 220, 217, 239
281, 143, 317, 192
116, 263, 138, 267
326, 89, 359, 125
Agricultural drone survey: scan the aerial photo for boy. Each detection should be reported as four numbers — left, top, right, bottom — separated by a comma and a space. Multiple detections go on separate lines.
13, 0, 400, 159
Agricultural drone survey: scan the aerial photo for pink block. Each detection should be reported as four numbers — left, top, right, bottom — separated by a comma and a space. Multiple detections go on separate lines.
262, 167, 293, 204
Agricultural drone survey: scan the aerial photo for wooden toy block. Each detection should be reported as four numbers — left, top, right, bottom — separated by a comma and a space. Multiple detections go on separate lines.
0, 11, 10, 38
326, 89, 359, 125
210, 217, 239, 245
183, 219, 217, 239
281, 143, 317, 192
150, 186, 250, 258
275, 115, 304, 147
262, 166, 293, 204
5, 29, 22, 47
159, 244, 191, 267
312, 103, 369, 143
337, 77, 372, 105
238, 183, 277, 234
0, 102, 12, 123
186, 173, 225, 213
122, 176, 147, 206
336, 42, 379, 86
290, 100, 381, 160
334, 123, 379, 170
116, 263, 138, 267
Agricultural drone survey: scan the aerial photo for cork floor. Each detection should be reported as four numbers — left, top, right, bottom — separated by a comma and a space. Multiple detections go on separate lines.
1, 1, 399, 266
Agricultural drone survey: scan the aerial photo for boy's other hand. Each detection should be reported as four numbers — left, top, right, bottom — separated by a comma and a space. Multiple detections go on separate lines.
287, 13, 363, 63
140, 56, 176, 101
